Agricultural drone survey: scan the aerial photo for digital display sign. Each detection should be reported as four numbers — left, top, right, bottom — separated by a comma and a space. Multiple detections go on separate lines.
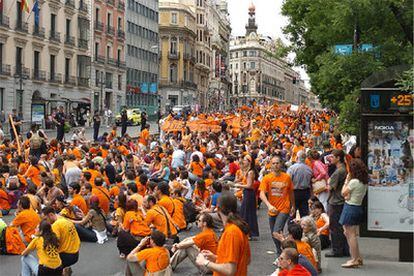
361, 88, 413, 114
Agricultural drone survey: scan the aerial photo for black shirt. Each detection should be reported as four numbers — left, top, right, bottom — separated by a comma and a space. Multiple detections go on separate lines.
55, 112, 65, 125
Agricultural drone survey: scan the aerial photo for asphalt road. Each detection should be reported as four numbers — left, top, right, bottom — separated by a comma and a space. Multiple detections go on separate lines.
1, 207, 413, 276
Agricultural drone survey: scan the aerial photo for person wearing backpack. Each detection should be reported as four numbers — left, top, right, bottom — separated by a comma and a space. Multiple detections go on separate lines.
29, 125, 45, 159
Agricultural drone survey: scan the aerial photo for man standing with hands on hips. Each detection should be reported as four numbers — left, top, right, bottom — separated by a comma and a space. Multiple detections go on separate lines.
53, 106, 66, 142
259, 155, 295, 262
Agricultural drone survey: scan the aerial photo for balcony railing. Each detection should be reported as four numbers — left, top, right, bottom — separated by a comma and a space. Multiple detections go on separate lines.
65, 0, 75, 8
107, 58, 117, 66
96, 55, 106, 64
79, 2, 88, 12
117, 29, 125, 39
32, 69, 46, 81
49, 31, 61, 43
77, 77, 89, 87
183, 53, 191, 60
15, 21, 28, 33
49, 73, 62, 84
107, 0, 114, 6
95, 22, 104, 32
64, 76, 76, 86
168, 52, 180, 60
117, 60, 126, 68
181, 80, 197, 90
78, 38, 88, 49
117, 1, 125, 11
107, 26, 114, 36
105, 80, 113, 89
0, 64, 11, 76
64, 35, 75, 46
33, 26, 45, 38
14, 67, 30, 78
0, 15, 10, 28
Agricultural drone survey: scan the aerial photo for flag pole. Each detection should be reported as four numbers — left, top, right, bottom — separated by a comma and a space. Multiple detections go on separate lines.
26, 7, 33, 23
5, 0, 16, 17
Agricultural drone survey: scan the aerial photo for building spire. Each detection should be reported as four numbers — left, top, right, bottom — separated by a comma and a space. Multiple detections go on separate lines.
246, 1, 258, 35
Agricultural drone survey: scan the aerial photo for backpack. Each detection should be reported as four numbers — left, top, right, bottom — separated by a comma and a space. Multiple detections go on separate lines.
179, 198, 198, 224
0, 227, 26, 255
30, 132, 43, 149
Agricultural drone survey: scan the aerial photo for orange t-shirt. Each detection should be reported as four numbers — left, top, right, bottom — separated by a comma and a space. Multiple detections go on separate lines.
84, 169, 101, 187
204, 178, 214, 188
296, 240, 317, 268
136, 246, 170, 273
70, 194, 88, 215
259, 172, 293, 215
0, 189, 10, 211
190, 162, 204, 177
193, 228, 218, 254
25, 165, 44, 187
92, 187, 110, 214
291, 145, 304, 163
12, 209, 41, 243
123, 210, 151, 237
109, 183, 123, 198
316, 215, 329, 236
144, 205, 177, 237
171, 198, 186, 230
193, 188, 210, 207
158, 195, 175, 217
214, 223, 250, 276
139, 129, 149, 146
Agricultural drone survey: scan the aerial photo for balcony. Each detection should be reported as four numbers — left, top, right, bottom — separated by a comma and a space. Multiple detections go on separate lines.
49, 73, 62, 84
105, 80, 113, 89
33, 26, 45, 38
95, 22, 104, 32
107, 58, 117, 66
65, 0, 75, 9
32, 69, 46, 81
79, 2, 88, 13
64, 76, 76, 86
117, 60, 126, 69
0, 64, 11, 76
64, 35, 75, 46
49, 31, 61, 43
191, 56, 196, 63
107, 0, 114, 6
95, 55, 106, 64
78, 38, 88, 50
15, 21, 28, 33
183, 53, 191, 60
181, 80, 197, 90
117, 29, 125, 40
0, 15, 10, 29
77, 77, 89, 87
168, 52, 180, 60
107, 26, 114, 36
14, 67, 30, 79
117, 1, 125, 11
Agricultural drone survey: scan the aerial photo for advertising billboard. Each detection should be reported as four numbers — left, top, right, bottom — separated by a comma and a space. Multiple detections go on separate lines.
367, 120, 414, 232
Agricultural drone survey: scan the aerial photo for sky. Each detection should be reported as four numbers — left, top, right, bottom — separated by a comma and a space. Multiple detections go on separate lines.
227, 0, 310, 87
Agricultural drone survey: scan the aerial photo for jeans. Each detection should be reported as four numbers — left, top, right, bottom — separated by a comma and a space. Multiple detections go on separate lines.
269, 213, 289, 256
75, 224, 97, 242
1, 209, 10, 216
328, 204, 349, 256
21, 254, 38, 276
293, 188, 311, 218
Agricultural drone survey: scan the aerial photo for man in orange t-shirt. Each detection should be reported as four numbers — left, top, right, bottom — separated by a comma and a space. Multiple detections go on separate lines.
195, 192, 250, 276
259, 156, 295, 257
69, 182, 88, 215
125, 230, 171, 276
10, 196, 40, 243
91, 177, 110, 214
143, 195, 177, 238
170, 213, 218, 272
138, 124, 150, 149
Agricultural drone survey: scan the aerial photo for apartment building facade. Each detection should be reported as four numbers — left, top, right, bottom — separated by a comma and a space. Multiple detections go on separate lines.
125, 0, 159, 116
0, 0, 91, 126
90, 0, 126, 114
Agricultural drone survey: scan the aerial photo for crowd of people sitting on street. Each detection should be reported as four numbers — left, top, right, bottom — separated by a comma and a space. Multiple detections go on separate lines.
0, 103, 368, 275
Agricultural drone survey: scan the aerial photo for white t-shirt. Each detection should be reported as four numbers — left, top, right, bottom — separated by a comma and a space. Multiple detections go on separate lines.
171, 149, 186, 169
190, 151, 204, 163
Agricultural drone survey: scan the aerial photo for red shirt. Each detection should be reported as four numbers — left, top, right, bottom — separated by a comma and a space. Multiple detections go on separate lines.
278, 264, 311, 276
229, 162, 240, 176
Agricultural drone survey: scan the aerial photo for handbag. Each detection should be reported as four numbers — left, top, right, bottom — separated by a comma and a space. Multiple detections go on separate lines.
156, 206, 178, 252
313, 179, 327, 194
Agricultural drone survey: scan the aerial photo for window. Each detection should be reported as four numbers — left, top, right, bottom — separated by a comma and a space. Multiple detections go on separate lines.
235, 52, 238, 58
95, 8, 99, 22
171, 12, 177, 24
0, 88, 3, 112
169, 63, 177, 83
243, 51, 247, 57
65, 58, 70, 81
50, 55, 55, 78
170, 37, 177, 54
66, 19, 71, 36
249, 50, 256, 57
107, 13, 111, 27
95, 43, 99, 60
0, 44, 3, 65
16, 2, 22, 26
95, 70, 100, 86
51, 14, 56, 33
250, 62, 255, 69
184, 15, 188, 26
15, 47, 22, 74
16, 89, 23, 116
118, 17, 122, 30
117, 49, 121, 64
107, 45, 111, 58
118, 74, 122, 90
34, 51, 40, 77
235, 63, 238, 69
105, 72, 113, 88
243, 62, 246, 69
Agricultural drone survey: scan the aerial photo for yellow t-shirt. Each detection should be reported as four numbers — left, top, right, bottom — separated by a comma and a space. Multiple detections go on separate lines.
52, 217, 81, 254
26, 236, 62, 269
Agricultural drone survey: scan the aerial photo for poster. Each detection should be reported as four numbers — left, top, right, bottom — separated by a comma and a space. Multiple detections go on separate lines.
367, 120, 414, 232
31, 104, 45, 124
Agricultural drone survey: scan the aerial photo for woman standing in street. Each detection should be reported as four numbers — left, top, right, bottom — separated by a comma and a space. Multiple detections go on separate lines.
234, 154, 259, 239
340, 158, 368, 268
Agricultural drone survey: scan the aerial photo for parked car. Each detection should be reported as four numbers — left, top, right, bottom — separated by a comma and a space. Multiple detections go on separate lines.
172, 105, 191, 115
115, 108, 142, 126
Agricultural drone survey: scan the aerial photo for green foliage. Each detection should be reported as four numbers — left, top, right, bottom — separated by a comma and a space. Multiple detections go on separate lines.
396, 66, 414, 92
338, 89, 361, 135
281, 0, 413, 133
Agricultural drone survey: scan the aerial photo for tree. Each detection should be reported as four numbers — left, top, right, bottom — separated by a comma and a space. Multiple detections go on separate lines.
281, 0, 413, 133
